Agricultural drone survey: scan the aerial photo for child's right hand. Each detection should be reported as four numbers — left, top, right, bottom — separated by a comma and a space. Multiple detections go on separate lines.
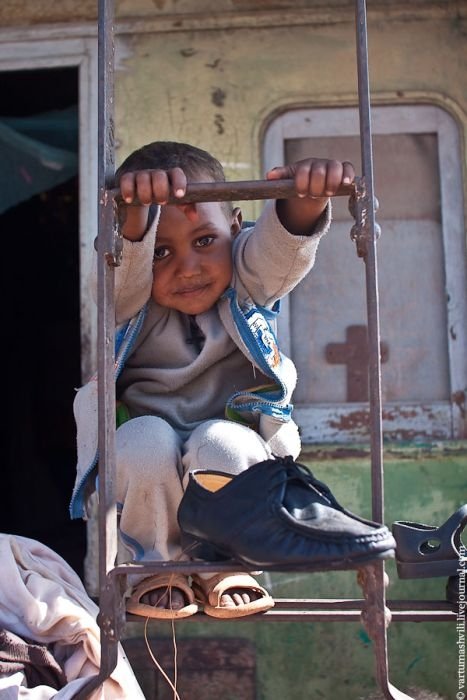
118, 168, 189, 240
119, 168, 188, 205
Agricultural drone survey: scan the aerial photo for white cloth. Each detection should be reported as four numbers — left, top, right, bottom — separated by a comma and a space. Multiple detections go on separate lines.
0, 534, 144, 700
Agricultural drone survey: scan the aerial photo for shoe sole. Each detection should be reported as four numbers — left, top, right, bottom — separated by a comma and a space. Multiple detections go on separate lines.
184, 533, 395, 572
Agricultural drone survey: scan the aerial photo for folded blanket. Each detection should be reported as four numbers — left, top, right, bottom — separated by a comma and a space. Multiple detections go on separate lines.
0, 534, 144, 699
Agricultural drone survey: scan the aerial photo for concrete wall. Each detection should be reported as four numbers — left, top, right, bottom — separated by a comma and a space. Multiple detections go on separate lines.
1, 2, 465, 222
110, 2, 467, 226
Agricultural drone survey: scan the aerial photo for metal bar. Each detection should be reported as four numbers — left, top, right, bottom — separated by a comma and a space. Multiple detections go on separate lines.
356, 1, 384, 528
108, 556, 389, 576
129, 609, 455, 623
97, 0, 118, 588
271, 599, 455, 613
92, 0, 121, 696
354, 4, 408, 699
110, 178, 354, 205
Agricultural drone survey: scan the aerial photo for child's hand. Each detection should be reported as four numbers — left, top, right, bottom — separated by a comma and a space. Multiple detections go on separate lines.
119, 167, 187, 205
118, 168, 188, 240
266, 158, 355, 235
267, 158, 354, 198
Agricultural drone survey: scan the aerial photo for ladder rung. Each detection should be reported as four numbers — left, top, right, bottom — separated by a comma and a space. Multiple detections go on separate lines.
108, 177, 355, 206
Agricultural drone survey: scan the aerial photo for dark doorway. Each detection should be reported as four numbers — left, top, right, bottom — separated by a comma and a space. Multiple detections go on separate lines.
0, 68, 86, 578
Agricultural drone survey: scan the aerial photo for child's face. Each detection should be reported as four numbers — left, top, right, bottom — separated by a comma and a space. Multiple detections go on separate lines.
151, 201, 241, 315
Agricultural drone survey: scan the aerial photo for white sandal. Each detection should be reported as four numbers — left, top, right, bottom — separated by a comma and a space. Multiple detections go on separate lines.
126, 573, 198, 619
191, 572, 274, 619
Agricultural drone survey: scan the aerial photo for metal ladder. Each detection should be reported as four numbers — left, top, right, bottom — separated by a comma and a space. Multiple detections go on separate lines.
73, 1, 455, 697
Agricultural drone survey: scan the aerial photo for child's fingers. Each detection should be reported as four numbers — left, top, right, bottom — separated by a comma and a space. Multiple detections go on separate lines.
294, 162, 314, 198
148, 167, 187, 204
148, 170, 171, 204
266, 166, 290, 180
309, 160, 328, 198
323, 160, 344, 196
132, 171, 159, 204
166, 167, 187, 199
342, 161, 355, 186
120, 168, 189, 205
119, 172, 137, 203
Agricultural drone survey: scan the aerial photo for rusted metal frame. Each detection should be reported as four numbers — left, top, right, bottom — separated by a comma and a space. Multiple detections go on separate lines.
80, 1, 452, 698
70, 1, 121, 698
109, 561, 455, 623
352, 3, 411, 699
95, 0, 124, 682
128, 610, 454, 623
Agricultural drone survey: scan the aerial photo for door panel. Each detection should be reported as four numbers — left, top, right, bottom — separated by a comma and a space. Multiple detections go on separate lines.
263, 106, 466, 441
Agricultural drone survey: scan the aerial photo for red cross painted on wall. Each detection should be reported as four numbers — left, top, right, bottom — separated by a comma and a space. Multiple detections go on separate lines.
325, 325, 389, 402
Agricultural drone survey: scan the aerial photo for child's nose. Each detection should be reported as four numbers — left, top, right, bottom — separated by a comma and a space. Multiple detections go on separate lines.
176, 251, 200, 276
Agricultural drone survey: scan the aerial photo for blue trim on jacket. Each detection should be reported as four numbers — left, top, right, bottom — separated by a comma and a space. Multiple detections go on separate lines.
69, 307, 147, 519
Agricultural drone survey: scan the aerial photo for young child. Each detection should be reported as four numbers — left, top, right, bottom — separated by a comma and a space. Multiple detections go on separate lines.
70, 141, 354, 619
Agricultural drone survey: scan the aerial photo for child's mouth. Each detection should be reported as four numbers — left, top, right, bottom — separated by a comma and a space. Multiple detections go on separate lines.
176, 283, 210, 296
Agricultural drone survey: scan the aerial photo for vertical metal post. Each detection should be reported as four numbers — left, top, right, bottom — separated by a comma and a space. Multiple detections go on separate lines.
97, 0, 118, 594
71, 4, 124, 696
95, 0, 122, 686
354, 4, 412, 699
355, 0, 384, 526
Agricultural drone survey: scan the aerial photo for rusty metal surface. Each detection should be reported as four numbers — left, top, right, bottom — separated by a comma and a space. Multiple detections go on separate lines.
83, 1, 122, 698
124, 609, 454, 623
110, 177, 354, 205
353, 4, 408, 699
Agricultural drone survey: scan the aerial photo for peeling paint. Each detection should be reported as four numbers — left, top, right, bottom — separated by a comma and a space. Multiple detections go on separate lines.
214, 113, 225, 134
206, 58, 222, 69
211, 86, 226, 107
328, 410, 369, 431
358, 628, 372, 647
452, 390, 466, 419
296, 403, 454, 443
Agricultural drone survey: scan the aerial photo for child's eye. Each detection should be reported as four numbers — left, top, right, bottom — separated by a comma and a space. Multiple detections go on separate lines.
195, 236, 214, 248
153, 246, 170, 260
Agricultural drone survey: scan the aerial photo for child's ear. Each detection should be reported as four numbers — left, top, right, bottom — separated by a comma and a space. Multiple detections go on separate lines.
230, 207, 242, 238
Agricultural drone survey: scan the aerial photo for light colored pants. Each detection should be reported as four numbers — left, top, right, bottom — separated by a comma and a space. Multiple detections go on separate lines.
115, 417, 272, 566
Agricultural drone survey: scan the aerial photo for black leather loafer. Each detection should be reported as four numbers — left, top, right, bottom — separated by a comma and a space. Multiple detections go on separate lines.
178, 456, 396, 571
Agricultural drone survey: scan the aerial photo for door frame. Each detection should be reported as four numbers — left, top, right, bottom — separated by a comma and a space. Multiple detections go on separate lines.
0, 27, 98, 383
263, 104, 467, 441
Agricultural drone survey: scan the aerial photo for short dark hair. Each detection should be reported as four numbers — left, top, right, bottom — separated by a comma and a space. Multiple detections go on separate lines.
115, 141, 226, 183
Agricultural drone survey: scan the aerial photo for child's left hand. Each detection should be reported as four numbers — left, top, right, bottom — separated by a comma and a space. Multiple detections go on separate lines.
266, 157, 355, 235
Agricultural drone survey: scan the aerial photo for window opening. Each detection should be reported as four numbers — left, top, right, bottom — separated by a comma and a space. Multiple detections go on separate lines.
0, 68, 85, 577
